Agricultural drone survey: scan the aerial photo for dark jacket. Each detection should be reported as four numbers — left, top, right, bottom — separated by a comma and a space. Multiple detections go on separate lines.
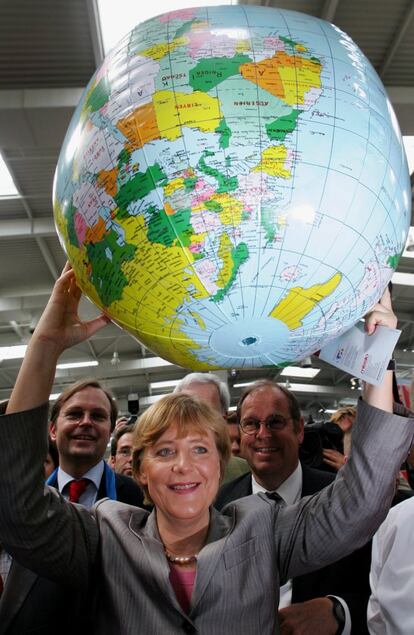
215, 464, 409, 635
0, 471, 146, 635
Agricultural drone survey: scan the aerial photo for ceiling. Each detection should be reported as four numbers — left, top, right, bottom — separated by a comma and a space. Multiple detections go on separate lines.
0, 0, 413, 417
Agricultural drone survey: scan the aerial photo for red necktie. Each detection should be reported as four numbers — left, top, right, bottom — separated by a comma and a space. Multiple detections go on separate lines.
68, 478, 89, 503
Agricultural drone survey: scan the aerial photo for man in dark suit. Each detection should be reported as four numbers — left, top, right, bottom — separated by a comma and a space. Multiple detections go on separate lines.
215, 379, 372, 635
0, 378, 146, 635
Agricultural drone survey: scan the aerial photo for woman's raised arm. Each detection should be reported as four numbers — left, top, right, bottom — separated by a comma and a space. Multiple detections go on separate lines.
362, 286, 397, 413
6, 263, 109, 414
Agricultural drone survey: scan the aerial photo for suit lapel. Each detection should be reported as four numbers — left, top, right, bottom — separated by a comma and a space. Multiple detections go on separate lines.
0, 560, 38, 631
191, 507, 233, 612
128, 506, 233, 615
128, 510, 182, 610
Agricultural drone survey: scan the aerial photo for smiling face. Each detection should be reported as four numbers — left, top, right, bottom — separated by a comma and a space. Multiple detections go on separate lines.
240, 386, 304, 491
138, 425, 221, 528
50, 387, 112, 477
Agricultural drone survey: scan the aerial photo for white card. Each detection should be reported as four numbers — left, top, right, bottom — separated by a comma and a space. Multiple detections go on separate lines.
319, 323, 401, 385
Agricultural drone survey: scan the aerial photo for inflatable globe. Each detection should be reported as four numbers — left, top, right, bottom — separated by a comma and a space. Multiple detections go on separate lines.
53, 5, 411, 370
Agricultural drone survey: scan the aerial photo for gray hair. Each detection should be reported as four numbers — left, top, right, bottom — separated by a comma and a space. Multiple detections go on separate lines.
173, 372, 230, 414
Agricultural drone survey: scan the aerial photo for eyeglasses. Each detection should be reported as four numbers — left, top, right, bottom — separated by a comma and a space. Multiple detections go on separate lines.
240, 414, 292, 435
116, 448, 132, 457
61, 408, 110, 424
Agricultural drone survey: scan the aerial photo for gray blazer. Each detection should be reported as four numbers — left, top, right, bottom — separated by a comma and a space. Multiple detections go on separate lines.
0, 470, 147, 635
0, 399, 413, 635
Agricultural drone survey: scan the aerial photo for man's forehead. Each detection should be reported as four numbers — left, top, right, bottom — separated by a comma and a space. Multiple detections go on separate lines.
61, 387, 111, 412
241, 386, 289, 413
118, 432, 133, 446
182, 382, 221, 409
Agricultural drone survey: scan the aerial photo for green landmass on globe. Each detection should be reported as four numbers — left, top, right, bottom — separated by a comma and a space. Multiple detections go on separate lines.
53, 5, 411, 370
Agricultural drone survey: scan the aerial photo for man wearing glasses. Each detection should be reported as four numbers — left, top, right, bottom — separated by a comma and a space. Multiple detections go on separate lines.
109, 423, 135, 477
215, 379, 371, 635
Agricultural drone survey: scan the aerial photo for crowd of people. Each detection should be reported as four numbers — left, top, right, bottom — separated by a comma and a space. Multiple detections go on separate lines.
0, 264, 413, 634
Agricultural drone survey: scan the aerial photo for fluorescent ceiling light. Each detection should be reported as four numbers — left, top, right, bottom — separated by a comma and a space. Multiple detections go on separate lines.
0, 152, 19, 198
233, 381, 255, 389
324, 408, 337, 414
56, 361, 99, 370
0, 344, 27, 360
392, 272, 414, 287
403, 136, 414, 174
140, 394, 165, 407
140, 357, 174, 369
228, 405, 237, 411
149, 379, 181, 390
280, 366, 320, 378
97, 0, 237, 54
49, 392, 62, 401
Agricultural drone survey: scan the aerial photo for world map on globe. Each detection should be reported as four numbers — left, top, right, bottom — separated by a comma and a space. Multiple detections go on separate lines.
53, 5, 411, 370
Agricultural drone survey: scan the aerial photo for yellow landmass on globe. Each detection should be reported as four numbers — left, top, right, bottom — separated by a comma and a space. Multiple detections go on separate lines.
56, 206, 213, 369
190, 232, 208, 246
189, 310, 206, 331
253, 145, 291, 178
153, 90, 222, 141
139, 36, 188, 61
110, 215, 213, 369
164, 177, 186, 197
277, 53, 321, 105
216, 232, 234, 288
213, 193, 244, 225
269, 272, 342, 329
235, 40, 251, 54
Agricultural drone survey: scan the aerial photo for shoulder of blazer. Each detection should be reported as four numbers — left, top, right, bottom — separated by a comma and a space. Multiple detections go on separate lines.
301, 462, 335, 497
215, 472, 252, 510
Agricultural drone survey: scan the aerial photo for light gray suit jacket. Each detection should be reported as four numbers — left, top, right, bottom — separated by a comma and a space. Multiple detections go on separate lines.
0, 399, 413, 634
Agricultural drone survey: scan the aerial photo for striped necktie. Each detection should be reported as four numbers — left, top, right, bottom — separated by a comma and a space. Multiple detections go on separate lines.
266, 491, 285, 505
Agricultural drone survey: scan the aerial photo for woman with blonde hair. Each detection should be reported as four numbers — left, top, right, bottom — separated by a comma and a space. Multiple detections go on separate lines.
0, 264, 412, 634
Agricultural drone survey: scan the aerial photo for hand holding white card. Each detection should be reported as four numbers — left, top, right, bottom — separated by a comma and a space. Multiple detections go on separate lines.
319, 323, 401, 386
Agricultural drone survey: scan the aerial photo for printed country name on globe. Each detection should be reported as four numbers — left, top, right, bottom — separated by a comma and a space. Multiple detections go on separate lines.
234, 100, 269, 106
161, 73, 186, 83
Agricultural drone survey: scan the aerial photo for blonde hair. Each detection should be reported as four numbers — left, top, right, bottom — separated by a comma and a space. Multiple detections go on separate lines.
132, 393, 231, 504
329, 406, 356, 425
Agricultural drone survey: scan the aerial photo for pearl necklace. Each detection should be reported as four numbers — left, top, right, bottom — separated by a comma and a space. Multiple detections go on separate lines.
164, 549, 197, 565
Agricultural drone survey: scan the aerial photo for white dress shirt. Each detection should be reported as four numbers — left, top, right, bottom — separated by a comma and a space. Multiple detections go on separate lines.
368, 497, 414, 634
252, 463, 351, 634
